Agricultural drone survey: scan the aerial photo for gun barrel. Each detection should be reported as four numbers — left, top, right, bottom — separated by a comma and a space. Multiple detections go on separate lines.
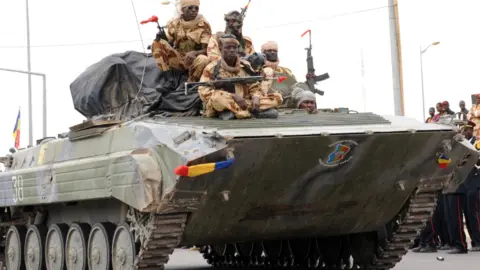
312, 88, 325, 96
183, 76, 268, 95
315, 73, 330, 82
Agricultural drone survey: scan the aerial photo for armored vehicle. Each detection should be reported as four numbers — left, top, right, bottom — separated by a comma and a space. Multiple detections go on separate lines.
0, 50, 478, 270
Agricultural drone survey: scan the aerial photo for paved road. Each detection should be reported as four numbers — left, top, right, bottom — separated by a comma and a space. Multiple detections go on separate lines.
166, 249, 479, 270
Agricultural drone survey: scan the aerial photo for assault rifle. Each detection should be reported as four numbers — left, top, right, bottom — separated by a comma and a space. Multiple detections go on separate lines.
184, 75, 287, 95
301, 29, 329, 96
240, 0, 252, 20
140, 15, 169, 49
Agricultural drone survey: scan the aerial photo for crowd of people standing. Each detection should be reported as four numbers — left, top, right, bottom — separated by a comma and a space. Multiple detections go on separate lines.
425, 97, 480, 138
412, 96, 480, 254
425, 100, 464, 122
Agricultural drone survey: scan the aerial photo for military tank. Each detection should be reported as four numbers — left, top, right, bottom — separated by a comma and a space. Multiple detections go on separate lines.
0, 50, 478, 270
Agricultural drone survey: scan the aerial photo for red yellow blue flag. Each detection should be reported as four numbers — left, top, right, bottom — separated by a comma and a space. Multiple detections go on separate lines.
437, 154, 451, 169
174, 159, 235, 177
12, 108, 21, 149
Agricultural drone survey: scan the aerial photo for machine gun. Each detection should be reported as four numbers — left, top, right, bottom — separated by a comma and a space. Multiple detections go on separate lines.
184, 75, 287, 95
242, 52, 265, 72
301, 29, 329, 96
240, 0, 251, 20
140, 15, 169, 49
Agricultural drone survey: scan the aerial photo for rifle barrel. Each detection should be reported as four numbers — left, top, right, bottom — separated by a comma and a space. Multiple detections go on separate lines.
184, 76, 266, 95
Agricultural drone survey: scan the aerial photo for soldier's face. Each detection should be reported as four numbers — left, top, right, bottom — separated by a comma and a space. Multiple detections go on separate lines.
182, 5, 199, 21
227, 18, 242, 32
459, 102, 465, 109
429, 108, 435, 116
463, 127, 473, 139
264, 49, 278, 62
299, 100, 316, 111
222, 42, 239, 60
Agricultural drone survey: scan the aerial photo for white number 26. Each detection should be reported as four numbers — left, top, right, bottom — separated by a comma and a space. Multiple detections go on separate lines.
12, 175, 24, 203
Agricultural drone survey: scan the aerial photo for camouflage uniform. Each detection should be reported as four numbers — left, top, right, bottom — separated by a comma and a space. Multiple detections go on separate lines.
260, 41, 313, 108
468, 103, 480, 137
262, 66, 296, 94
206, 11, 254, 62
206, 32, 255, 62
151, 0, 212, 82
198, 58, 282, 119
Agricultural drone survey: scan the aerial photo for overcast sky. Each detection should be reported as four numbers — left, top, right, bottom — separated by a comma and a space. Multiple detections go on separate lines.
0, 0, 478, 152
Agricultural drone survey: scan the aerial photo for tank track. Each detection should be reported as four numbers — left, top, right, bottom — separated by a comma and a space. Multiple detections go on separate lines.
133, 213, 188, 269
370, 183, 441, 270
200, 180, 443, 270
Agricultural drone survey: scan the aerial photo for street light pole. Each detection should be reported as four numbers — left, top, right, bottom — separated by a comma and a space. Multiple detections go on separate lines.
0, 68, 47, 143
420, 46, 426, 121
26, 0, 33, 146
420, 41, 440, 121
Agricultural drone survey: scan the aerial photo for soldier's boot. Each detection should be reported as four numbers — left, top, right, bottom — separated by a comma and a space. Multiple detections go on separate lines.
439, 244, 453, 250
411, 246, 424, 252
254, 109, 279, 119
418, 246, 437, 253
409, 239, 420, 249
469, 246, 480, 252
219, 111, 235, 120
447, 248, 468, 254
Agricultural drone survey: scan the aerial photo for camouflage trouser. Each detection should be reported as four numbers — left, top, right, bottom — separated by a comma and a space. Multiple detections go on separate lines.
204, 91, 283, 119
151, 40, 209, 82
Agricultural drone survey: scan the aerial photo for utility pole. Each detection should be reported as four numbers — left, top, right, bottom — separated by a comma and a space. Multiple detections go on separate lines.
0, 68, 47, 141
26, 0, 33, 146
388, 0, 405, 116
361, 48, 366, 112
420, 42, 440, 120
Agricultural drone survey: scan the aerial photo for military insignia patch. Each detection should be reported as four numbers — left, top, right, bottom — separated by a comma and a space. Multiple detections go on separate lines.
327, 144, 351, 164
319, 140, 358, 167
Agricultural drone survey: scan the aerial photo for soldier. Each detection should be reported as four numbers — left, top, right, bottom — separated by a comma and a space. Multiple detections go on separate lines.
443, 120, 480, 254
198, 34, 282, 120
291, 86, 317, 112
151, 0, 212, 82
463, 121, 480, 251
411, 194, 451, 252
206, 10, 255, 62
468, 95, 480, 137
260, 41, 317, 112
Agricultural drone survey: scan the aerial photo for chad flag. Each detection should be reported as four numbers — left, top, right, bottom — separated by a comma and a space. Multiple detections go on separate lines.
12, 108, 20, 149
174, 159, 235, 177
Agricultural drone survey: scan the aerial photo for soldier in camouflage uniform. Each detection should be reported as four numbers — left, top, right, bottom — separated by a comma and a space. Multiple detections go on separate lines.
198, 34, 282, 120
468, 95, 480, 137
260, 41, 317, 112
206, 11, 255, 62
151, 0, 212, 82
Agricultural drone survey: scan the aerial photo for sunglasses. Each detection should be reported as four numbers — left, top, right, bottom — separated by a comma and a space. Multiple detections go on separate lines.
186, 5, 199, 10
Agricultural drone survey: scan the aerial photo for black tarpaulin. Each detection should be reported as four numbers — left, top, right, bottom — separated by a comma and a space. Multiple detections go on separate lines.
69, 50, 202, 120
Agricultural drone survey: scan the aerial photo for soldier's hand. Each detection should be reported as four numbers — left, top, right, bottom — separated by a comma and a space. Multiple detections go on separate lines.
251, 96, 260, 111
232, 94, 248, 110
155, 28, 168, 42
213, 78, 228, 89
184, 51, 197, 66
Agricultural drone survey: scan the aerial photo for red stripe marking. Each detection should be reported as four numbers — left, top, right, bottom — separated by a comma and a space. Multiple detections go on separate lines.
430, 217, 438, 244
476, 191, 480, 232
457, 196, 467, 249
